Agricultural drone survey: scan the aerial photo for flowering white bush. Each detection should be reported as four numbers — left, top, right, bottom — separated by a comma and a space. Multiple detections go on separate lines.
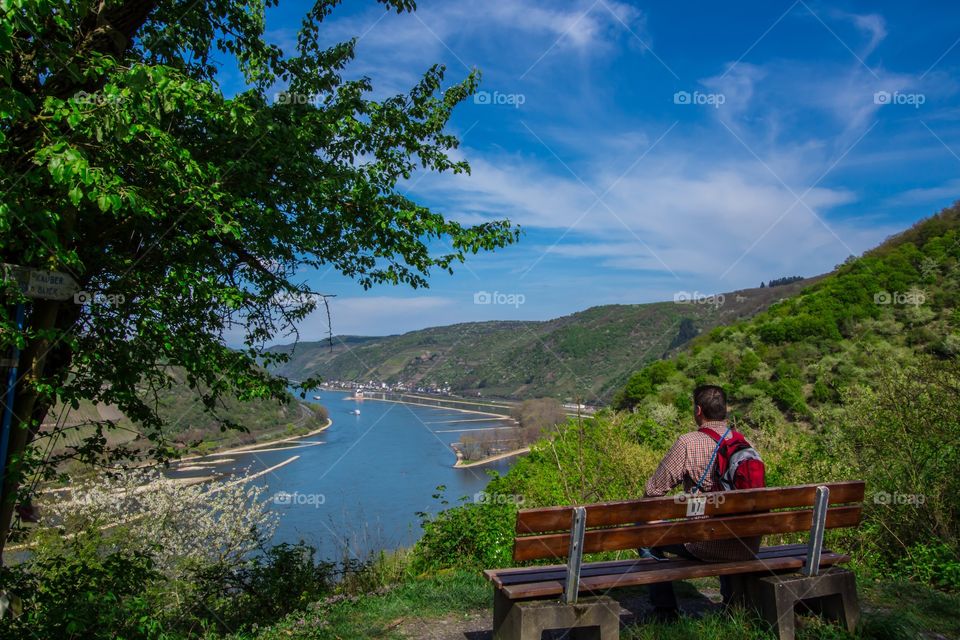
38, 468, 278, 577
645, 402, 679, 429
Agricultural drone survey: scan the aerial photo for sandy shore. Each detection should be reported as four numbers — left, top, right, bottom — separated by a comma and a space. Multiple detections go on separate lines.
176, 418, 332, 464
454, 446, 531, 468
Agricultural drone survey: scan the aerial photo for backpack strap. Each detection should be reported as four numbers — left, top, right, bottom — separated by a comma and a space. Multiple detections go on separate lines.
692, 426, 731, 494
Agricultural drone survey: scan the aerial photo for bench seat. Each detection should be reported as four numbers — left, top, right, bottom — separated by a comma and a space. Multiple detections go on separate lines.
485, 543, 850, 599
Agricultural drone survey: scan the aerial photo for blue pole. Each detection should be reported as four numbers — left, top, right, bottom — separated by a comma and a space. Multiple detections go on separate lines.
0, 302, 25, 486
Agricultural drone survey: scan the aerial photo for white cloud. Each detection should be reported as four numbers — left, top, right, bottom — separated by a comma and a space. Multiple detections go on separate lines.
885, 179, 960, 206
262, 0, 652, 98
830, 11, 887, 58
409, 127, 891, 287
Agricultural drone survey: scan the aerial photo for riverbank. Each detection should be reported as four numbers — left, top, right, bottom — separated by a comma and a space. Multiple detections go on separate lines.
345, 394, 529, 468
177, 412, 332, 463
324, 388, 519, 419
453, 446, 531, 468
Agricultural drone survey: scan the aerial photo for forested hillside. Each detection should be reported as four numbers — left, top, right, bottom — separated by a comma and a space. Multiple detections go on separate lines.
268, 277, 817, 402
613, 204, 960, 419
36, 369, 328, 467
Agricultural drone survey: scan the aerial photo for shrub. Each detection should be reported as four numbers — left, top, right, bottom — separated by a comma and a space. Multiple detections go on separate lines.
770, 377, 809, 416
0, 528, 165, 640
185, 542, 338, 632
835, 357, 960, 583
412, 494, 516, 572
893, 542, 960, 592
38, 468, 278, 578
812, 379, 833, 404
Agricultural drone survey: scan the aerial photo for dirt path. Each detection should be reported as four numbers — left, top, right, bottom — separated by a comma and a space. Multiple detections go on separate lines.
398, 587, 723, 639
453, 446, 531, 468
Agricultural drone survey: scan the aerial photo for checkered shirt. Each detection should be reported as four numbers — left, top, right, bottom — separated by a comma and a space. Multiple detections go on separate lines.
644, 421, 760, 562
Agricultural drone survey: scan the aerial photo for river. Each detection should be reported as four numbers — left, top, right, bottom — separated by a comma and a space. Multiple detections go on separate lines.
176, 390, 516, 561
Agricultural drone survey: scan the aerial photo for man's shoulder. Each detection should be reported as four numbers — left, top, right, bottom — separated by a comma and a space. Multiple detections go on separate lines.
672, 430, 714, 447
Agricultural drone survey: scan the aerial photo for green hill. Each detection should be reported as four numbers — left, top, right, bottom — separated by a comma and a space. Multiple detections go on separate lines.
39, 369, 328, 463
267, 278, 819, 403
613, 203, 960, 417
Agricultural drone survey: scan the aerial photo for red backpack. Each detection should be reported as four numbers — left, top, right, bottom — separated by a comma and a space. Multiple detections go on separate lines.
696, 426, 765, 491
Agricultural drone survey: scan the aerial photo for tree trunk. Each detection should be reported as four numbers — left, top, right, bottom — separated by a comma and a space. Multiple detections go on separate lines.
0, 300, 61, 560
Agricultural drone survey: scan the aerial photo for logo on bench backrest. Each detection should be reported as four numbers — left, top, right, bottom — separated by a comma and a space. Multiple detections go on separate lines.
685, 495, 707, 517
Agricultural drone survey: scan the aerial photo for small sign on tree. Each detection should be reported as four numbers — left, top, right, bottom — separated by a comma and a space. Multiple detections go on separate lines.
2, 263, 79, 301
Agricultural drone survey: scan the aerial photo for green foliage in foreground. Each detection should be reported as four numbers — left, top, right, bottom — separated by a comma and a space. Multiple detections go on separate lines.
1, 528, 162, 640
1, 528, 344, 639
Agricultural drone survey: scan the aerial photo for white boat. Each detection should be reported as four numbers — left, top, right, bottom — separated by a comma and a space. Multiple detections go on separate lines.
352, 409, 361, 415
313, 395, 322, 400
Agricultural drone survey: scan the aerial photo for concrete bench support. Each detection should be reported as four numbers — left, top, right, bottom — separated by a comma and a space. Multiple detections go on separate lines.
492, 591, 620, 640
753, 567, 859, 640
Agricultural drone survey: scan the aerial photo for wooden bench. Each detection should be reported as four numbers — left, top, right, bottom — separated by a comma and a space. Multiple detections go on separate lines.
483, 481, 865, 640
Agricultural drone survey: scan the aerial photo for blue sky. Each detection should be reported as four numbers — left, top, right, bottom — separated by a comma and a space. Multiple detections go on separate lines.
224, 1, 960, 339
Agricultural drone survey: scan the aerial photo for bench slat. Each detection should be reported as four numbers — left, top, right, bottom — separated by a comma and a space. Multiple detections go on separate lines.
516, 482, 866, 535
487, 543, 811, 588
500, 551, 851, 599
513, 505, 860, 561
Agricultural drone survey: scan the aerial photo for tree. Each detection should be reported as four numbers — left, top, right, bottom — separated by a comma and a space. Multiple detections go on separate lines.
510, 398, 566, 444
0, 0, 518, 556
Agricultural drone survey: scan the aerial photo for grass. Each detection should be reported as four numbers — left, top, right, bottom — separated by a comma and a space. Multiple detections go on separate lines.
236, 570, 490, 640
858, 579, 960, 639
240, 570, 960, 640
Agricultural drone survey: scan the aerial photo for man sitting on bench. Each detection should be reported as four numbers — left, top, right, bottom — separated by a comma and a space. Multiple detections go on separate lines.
641, 385, 761, 620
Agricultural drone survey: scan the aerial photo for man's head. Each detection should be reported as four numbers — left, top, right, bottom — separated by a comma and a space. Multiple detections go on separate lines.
693, 385, 727, 425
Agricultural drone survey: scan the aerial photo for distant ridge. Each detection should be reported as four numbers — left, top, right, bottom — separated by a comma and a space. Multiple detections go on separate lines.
267, 277, 820, 403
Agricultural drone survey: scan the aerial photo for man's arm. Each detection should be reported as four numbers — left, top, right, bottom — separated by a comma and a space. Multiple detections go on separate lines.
644, 437, 687, 497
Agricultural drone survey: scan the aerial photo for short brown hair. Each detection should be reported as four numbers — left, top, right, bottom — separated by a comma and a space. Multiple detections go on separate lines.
694, 385, 727, 420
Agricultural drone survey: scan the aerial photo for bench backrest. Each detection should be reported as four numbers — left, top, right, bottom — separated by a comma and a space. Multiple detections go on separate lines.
512, 481, 865, 563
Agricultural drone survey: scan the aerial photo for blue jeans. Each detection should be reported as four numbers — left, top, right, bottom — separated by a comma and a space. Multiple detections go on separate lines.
645, 544, 733, 611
